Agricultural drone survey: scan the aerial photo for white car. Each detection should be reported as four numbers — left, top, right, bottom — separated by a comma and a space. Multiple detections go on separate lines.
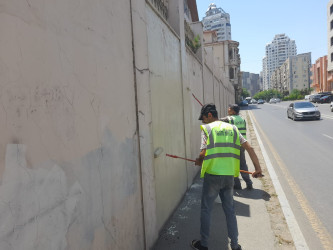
305, 95, 310, 101
269, 98, 276, 104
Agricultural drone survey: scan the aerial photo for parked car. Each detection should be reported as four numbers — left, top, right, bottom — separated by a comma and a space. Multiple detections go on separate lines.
239, 100, 248, 106
250, 99, 258, 104
287, 101, 321, 121
310, 94, 321, 103
258, 99, 264, 104
318, 95, 331, 104
269, 98, 276, 104
275, 98, 281, 103
304, 95, 310, 101
331, 101, 333, 112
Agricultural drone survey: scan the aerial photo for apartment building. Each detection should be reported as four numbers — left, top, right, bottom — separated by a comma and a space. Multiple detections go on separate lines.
310, 56, 332, 93
262, 34, 297, 90
327, 0, 333, 89
202, 3, 231, 41
203, 30, 242, 102
271, 53, 311, 93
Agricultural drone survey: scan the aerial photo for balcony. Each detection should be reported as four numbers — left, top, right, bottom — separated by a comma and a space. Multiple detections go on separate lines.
229, 57, 240, 66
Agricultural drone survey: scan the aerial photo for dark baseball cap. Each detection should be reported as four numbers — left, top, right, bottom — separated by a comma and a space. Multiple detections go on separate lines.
228, 104, 240, 113
198, 103, 217, 120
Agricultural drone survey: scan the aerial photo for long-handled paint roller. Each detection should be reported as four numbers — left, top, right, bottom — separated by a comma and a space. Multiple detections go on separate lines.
192, 93, 203, 107
166, 153, 257, 175
166, 153, 196, 163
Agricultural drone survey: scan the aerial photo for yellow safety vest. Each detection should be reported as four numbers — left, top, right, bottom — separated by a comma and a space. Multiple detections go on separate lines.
200, 121, 240, 178
227, 115, 247, 139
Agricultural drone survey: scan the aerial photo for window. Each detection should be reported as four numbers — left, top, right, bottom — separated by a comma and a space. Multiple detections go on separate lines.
211, 24, 222, 29
331, 53, 333, 62
331, 20, 333, 30
331, 37, 333, 46
229, 68, 234, 79
331, 4, 333, 14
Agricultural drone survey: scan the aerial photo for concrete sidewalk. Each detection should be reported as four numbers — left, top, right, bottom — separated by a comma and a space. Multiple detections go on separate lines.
152, 169, 274, 250
153, 110, 294, 250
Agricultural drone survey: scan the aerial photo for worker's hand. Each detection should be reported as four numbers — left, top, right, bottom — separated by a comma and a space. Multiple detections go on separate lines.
252, 170, 263, 178
195, 158, 203, 166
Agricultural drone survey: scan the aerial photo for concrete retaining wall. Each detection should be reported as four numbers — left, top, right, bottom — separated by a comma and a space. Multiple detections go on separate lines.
0, 1, 236, 249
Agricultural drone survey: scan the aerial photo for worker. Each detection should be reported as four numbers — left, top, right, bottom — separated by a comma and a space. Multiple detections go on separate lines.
191, 103, 263, 250
220, 104, 253, 190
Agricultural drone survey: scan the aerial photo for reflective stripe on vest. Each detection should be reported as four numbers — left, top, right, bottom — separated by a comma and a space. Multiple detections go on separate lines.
227, 115, 247, 139
200, 121, 240, 178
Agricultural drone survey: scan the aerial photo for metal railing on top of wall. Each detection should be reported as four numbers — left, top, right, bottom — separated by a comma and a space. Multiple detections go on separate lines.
149, 0, 168, 20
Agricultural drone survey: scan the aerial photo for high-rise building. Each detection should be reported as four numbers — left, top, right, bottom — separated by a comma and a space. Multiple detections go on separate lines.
202, 3, 231, 41
242, 72, 260, 97
262, 34, 297, 90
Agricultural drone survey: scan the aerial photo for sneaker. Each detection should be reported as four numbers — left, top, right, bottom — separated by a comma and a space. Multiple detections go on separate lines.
190, 240, 208, 250
231, 244, 242, 250
246, 184, 253, 190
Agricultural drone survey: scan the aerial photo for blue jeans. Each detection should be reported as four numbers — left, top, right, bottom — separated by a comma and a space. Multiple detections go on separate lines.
200, 174, 239, 248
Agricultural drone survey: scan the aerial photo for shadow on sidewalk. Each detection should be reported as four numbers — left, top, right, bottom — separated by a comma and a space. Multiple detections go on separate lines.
234, 188, 271, 201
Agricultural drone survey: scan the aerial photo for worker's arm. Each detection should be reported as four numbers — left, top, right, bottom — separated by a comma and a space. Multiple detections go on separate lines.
241, 141, 263, 178
195, 149, 206, 166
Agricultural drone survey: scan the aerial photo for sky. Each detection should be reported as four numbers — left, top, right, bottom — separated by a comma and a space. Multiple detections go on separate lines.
196, 0, 328, 74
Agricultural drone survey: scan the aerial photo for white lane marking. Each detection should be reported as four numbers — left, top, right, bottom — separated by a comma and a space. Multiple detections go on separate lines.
323, 134, 333, 140
248, 111, 309, 250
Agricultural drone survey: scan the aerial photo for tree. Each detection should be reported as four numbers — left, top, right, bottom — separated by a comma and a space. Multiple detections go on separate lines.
282, 89, 305, 101
253, 89, 282, 102
241, 88, 251, 99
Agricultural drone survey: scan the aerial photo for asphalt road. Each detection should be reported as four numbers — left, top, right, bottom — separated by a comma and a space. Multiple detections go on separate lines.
245, 101, 333, 250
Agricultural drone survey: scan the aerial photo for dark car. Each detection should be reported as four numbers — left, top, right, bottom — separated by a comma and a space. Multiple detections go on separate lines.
310, 94, 321, 103
331, 101, 333, 112
287, 101, 320, 121
258, 99, 264, 104
318, 95, 331, 104
239, 100, 248, 106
